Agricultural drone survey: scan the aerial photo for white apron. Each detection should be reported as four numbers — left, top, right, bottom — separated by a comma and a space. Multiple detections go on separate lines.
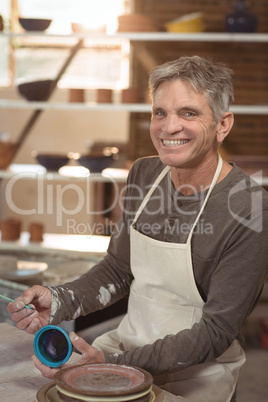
93, 156, 246, 402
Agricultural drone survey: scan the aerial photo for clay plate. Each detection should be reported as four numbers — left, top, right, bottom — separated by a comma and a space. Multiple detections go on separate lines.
36, 382, 59, 402
57, 385, 153, 401
36, 381, 155, 402
54, 364, 153, 397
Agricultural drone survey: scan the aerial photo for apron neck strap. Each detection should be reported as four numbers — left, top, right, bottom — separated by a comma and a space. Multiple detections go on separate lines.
132, 154, 223, 232
186, 154, 223, 242
132, 165, 170, 225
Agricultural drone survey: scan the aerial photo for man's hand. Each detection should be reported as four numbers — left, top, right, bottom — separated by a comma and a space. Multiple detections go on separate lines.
7, 285, 51, 334
32, 331, 106, 379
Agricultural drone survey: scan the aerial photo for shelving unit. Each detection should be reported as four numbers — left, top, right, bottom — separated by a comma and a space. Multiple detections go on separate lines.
1, 30, 267, 165
1, 31, 268, 116
0, 26, 267, 234
1, 29, 267, 169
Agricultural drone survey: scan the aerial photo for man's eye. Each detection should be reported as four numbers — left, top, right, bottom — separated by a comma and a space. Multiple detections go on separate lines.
184, 111, 196, 117
154, 110, 165, 116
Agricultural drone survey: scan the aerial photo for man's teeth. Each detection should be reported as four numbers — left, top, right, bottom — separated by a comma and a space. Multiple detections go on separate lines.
163, 140, 189, 146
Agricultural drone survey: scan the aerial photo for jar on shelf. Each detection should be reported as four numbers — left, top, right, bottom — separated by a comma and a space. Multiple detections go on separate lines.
225, 0, 258, 33
0, 15, 4, 31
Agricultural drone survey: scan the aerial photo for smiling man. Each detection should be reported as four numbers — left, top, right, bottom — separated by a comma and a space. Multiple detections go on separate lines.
8, 56, 268, 402
149, 57, 234, 190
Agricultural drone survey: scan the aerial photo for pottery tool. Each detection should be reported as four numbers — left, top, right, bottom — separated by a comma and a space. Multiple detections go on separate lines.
0, 294, 34, 309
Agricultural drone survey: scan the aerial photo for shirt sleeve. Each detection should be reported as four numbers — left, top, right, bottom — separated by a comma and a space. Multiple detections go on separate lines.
48, 167, 137, 325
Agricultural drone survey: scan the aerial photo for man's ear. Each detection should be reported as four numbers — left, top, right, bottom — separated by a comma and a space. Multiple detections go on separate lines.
216, 112, 234, 144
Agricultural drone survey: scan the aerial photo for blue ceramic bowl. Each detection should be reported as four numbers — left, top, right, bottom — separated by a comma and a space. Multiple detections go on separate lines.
77, 154, 116, 173
76, 147, 119, 173
33, 152, 70, 171
34, 325, 72, 367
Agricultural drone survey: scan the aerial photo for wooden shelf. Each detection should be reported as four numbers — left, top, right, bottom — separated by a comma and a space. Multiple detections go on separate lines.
1, 31, 268, 43
0, 99, 267, 115
0, 164, 128, 183
0, 100, 151, 112
0, 164, 267, 185
0, 232, 109, 256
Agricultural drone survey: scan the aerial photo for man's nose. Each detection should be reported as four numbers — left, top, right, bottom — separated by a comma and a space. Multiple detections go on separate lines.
164, 115, 183, 134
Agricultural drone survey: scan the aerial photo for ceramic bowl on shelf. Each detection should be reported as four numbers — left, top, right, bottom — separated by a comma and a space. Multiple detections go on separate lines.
75, 147, 119, 173
117, 13, 158, 32
17, 79, 54, 102
18, 17, 52, 32
32, 152, 70, 171
71, 22, 107, 34
165, 12, 204, 33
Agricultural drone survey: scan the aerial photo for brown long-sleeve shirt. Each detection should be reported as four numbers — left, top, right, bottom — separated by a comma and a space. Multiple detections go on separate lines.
50, 156, 268, 375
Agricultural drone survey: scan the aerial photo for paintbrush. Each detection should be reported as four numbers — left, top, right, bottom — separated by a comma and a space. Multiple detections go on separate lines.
0, 294, 34, 309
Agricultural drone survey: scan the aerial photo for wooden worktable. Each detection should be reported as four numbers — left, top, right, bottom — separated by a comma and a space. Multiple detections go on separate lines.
0, 323, 187, 401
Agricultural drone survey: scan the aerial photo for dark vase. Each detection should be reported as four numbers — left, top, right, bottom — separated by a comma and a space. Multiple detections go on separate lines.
225, 0, 258, 33
0, 15, 3, 31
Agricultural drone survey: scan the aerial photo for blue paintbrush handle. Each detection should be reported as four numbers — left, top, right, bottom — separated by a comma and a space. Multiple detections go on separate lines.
0, 294, 33, 309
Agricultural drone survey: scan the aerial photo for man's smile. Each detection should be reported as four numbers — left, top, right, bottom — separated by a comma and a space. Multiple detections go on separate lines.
162, 139, 190, 147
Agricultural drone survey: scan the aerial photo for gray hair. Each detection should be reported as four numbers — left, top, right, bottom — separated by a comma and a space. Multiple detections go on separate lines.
148, 55, 234, 123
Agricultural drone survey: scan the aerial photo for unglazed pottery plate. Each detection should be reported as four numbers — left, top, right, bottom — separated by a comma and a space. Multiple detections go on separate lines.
36, 382, 155, 402
57, 385, 153, 401
36, 382, 59, 402
54, 364, 153, 397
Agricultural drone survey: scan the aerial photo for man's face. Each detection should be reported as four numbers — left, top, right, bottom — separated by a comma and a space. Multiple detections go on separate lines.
150, 79, 222, 169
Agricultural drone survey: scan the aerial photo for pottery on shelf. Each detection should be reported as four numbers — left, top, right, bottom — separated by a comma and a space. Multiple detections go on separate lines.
225, 0, 258, 33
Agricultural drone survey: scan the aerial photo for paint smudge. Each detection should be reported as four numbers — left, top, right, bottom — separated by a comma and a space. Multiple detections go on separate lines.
97, 284, 116, 306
